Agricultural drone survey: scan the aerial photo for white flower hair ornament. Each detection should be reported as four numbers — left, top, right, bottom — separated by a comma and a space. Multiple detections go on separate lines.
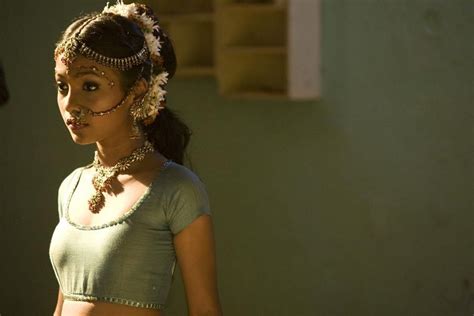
103, 0, 169, 126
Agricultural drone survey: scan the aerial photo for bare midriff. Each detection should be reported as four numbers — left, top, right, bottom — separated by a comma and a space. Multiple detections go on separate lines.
60, 300, 163, 316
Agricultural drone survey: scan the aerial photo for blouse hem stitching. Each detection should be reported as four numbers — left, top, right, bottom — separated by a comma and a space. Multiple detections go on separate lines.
63, 293, 165, 310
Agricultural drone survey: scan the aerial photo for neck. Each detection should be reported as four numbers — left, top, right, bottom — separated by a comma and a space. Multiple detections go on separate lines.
95, 136, 147, 167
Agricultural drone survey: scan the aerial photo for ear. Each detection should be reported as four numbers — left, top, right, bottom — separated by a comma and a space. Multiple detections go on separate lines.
132, 77, 149, 102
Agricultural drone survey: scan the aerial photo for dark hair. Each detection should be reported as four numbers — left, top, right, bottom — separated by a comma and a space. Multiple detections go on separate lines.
55, 5, 191, 165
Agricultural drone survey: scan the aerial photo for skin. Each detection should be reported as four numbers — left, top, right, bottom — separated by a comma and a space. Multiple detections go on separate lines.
53, 55, 223, 316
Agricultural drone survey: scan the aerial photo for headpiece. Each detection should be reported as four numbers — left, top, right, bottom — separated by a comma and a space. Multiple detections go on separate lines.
55, 1, 169, 126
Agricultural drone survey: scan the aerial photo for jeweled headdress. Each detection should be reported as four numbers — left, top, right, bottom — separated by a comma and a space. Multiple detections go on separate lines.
54, 1, 169, 125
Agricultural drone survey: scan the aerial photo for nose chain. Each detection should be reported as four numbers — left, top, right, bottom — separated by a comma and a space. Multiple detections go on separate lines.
88, 88, 133, 117
68, 87, 134, 124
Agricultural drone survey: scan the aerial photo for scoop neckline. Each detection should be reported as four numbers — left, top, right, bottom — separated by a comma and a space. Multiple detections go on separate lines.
64, 160, 173, 230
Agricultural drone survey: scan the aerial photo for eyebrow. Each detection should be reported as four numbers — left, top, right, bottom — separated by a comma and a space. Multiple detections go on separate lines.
54, 69, 102, 79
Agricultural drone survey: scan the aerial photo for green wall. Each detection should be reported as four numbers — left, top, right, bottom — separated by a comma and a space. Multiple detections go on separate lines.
0, 1, 472, 315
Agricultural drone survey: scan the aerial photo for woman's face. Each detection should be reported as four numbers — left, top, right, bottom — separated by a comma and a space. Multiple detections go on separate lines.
54, 54, 135, 145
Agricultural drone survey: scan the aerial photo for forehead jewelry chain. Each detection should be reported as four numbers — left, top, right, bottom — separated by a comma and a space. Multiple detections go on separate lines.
89, 140, 155, 213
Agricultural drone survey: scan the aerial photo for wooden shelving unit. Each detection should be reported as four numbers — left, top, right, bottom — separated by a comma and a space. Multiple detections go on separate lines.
135, 0, 320, 99
140, 0, 215, 77
215, 0, 320, 100
215, 1, 287, 97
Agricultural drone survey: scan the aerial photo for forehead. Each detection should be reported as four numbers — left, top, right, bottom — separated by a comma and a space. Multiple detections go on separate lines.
54, 54, 120, 79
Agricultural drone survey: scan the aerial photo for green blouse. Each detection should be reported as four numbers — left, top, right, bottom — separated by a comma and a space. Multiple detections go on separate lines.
49, 161, 211, 309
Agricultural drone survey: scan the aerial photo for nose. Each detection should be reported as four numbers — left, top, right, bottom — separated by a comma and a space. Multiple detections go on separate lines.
61, 90, 88, 123
62, 87, 83, 114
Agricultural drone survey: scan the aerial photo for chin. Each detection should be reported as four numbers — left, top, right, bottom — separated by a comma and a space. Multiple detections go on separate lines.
69, 133, 96, 145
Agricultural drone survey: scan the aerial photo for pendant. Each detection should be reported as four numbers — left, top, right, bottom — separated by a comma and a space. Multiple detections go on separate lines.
88, 190, 105, 213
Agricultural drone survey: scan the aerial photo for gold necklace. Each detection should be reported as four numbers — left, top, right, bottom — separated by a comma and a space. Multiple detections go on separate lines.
88, 140, 155, 213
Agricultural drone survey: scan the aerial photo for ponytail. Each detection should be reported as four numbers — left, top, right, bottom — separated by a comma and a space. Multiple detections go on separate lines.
144, 107, 191, 165
135, 5, 188, 164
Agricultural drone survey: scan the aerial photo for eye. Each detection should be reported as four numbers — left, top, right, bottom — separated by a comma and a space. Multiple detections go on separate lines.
55, 80, 68, 93
83, 82, 99, 92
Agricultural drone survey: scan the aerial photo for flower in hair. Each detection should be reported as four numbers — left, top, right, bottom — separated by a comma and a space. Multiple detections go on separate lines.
103, 1, 135, 19
103, 0, 169, 125
103, 1, 162, 56
143, 71, 168, 123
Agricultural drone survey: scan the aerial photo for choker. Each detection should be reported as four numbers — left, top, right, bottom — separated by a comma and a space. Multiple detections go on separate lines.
88, 140, 155, 213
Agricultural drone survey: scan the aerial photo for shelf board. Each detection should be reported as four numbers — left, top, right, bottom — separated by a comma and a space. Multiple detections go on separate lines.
159, 12, 214, 23
176, 66, 215, 77
219, 3, 286, 13
222, 90, 288, 100
223, 45, 287, 54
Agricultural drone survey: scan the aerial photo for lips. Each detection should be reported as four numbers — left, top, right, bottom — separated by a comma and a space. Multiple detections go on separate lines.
66, 118, 89, 130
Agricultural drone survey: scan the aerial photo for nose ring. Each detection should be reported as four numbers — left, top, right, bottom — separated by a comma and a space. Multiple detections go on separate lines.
70, 108, 87, 124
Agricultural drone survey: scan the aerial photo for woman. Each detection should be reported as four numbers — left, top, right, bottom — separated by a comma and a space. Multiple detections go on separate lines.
49, 2, 222, 315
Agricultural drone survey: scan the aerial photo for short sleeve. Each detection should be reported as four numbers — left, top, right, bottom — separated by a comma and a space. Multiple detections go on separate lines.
57, 167, 83, 220
164, 171, 212, 235
57, 181, 64, 219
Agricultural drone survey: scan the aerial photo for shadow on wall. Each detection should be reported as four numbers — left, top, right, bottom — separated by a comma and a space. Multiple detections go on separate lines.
0, 60, 9, 106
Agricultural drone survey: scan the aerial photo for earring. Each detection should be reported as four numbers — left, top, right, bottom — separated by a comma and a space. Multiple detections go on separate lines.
129, 99, 143, 139
130, 119, 142, 139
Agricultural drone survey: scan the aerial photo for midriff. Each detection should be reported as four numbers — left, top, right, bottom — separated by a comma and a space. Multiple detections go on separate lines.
60, 300, 163, 316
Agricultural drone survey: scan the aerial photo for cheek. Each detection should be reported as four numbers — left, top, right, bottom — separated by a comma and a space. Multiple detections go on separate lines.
95, 109, 131, 127
57, 96, 67, 115
103, 111, 133, 134
56, 95, 63, 110
87, 95, 121, 113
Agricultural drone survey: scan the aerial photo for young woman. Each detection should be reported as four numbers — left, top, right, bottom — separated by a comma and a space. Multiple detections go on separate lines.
49, 2, 222, 315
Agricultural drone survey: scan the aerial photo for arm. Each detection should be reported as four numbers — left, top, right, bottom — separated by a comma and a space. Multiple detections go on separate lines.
53, 288, 64, 316
174, 214, 223, 316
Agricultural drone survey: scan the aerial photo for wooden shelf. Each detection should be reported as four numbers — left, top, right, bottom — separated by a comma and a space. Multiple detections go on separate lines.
216, 0, 288, 98
224, 91, 288, 100
221, 3, 284, 11
216, 0, 276, 6
159, 13, 214, 23
217, 49, 287, 95
216, 0, 320, 99
223, 45, 286, 54
140, 0, 213, 14
217, 4, 286, 47
137, 0, 320, 98
142, 0, 215, 79
176, 67, 215, 77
